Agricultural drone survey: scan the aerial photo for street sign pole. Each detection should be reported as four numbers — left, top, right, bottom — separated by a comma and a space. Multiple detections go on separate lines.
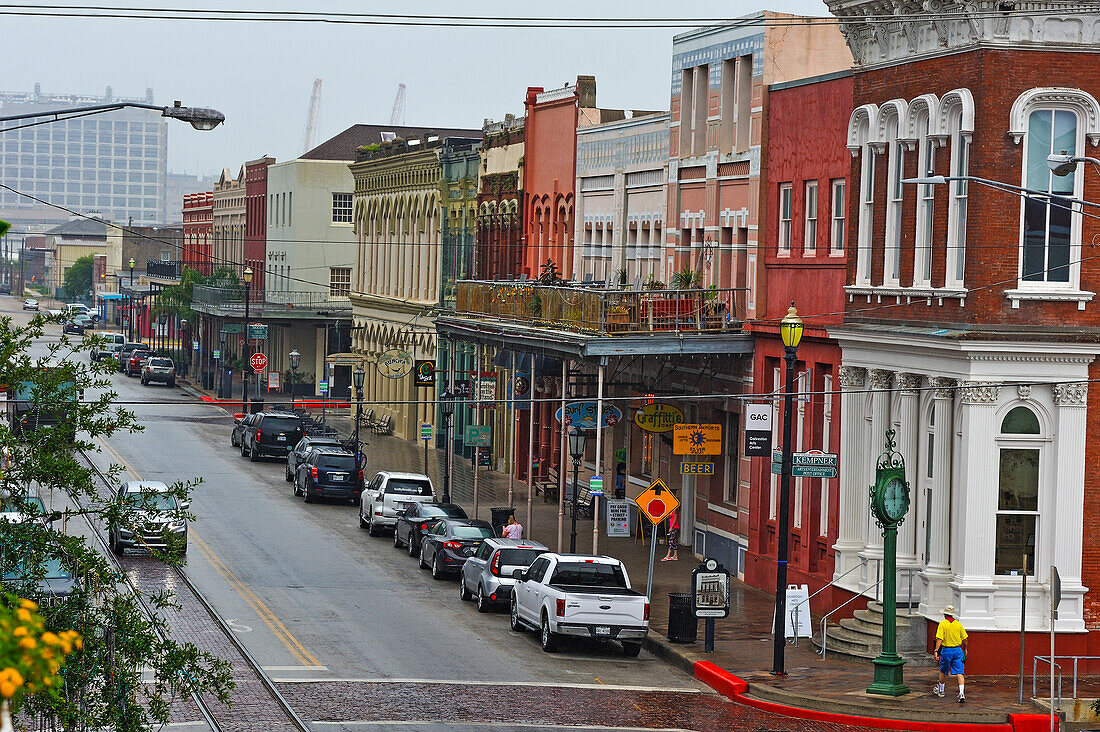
646, 522, 658, 603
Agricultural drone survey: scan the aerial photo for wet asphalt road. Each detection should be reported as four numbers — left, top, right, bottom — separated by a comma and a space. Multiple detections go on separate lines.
8, 297, 887, 731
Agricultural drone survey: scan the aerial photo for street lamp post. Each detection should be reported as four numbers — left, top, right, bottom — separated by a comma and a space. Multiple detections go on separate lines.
242, 266, 253, 414
771, 303, 804, 677
127, 257, 135, 341
219, 329, 227, 399
353, 365, 365, 468
440, 390, 455, 503
289, 349, 301, 411
568, 426, 587, 554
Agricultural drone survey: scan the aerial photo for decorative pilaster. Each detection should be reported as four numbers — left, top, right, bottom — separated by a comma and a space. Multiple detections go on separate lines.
1051, 381, 1088, 631
863, 370, 894, 562
893, 374, 922, 601
834, 366, 868, 582
920, 377, 956, 616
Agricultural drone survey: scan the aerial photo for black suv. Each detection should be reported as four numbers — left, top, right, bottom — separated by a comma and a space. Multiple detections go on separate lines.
285, 435, 344, 482
239, 412, 304, 462
294, 448, 362, 504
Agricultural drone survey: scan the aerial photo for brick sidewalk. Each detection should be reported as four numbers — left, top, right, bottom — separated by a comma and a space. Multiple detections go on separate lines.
183, 382, 1059, 728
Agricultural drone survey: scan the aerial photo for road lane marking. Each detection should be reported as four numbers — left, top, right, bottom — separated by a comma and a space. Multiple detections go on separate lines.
270, 678, 701, 692
94, 435, 323, 668
190, 532, 322, 667
262, 665, 330, 671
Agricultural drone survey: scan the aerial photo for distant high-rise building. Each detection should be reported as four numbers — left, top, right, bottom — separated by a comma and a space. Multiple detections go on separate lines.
0, 84, 168, 230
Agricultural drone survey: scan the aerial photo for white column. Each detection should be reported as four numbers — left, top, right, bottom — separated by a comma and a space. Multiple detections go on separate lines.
950, 381, 1000, 628
862, 369, 893, 566
893, 373, 921, 566
834, 366, 867, 584
920, 377, 956, 616
1051, 382, 1088, 631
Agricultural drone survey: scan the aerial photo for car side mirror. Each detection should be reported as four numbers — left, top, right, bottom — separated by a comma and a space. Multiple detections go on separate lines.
180, 501, 191, 511
512, 569, 525, 580
47, 511, 62, 523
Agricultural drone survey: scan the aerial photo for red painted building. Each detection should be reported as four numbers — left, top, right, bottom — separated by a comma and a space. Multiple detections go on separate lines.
827, 0, 1100, 671
182, 191, 213, 275
745, 70, 852, 613
244, 157, 275, 297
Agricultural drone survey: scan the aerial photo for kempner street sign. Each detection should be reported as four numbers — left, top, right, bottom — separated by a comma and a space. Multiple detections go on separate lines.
771, 449, 838, 479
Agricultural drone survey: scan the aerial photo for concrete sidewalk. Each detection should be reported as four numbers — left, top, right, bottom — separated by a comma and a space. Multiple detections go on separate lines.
180, 381, 1059, 731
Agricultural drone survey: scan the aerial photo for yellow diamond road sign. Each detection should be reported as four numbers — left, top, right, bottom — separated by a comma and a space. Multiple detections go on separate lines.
634, 478, 680, 525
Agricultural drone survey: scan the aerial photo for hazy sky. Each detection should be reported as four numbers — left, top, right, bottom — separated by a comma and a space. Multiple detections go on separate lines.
3, 1, 831, 175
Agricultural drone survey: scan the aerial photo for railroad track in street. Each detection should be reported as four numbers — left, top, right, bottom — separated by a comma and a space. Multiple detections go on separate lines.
75, 448, 311, 732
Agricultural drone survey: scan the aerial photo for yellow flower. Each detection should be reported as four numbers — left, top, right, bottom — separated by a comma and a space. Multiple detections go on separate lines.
15, 608, 30, 622
19, 598, 36, 610
12, 626, 27, 637
18, 636, 35, 649
41, 631, 60, 646
0, 681, 15, 699
6, 670, 22, 687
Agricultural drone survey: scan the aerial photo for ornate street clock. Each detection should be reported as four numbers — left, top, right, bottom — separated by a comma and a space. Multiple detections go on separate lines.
866, 429, 911, 697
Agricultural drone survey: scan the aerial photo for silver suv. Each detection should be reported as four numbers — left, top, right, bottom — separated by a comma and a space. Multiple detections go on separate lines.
359, 471, 434, 537
459, 538, 548, 613
108, 480, 189, 555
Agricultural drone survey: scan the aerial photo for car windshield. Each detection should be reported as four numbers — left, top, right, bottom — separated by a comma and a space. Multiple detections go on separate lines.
131, 351, 150, 359
123, 492, 177, 510
148, 358, 173, 368
307, 439, 341, 449
3, 557, 72, 581
318, 455, 356, 469
262, 417, 301, 431
388, 479, 432, 496
498, 548, 545, 567
422, 505, 467, 518
452, 525, 494, 539
0, 496, 45, 515
550, 562, 628, 588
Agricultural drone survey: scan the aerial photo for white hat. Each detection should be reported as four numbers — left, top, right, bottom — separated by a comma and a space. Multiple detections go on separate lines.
942, 605, 956, 616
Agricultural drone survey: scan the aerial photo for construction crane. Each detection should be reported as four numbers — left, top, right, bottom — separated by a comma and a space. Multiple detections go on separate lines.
300, 78, 322, 155
389, 83, 406, 126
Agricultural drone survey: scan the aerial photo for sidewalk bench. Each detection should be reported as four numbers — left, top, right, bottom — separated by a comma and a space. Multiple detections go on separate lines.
372, 414, 392, 435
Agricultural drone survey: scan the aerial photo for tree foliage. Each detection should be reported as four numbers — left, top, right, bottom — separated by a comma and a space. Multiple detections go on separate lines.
0, 313, 233, 728
62, 256, 95, 299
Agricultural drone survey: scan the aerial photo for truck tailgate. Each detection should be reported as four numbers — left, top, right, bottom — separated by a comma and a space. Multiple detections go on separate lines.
564, 593, 647, 627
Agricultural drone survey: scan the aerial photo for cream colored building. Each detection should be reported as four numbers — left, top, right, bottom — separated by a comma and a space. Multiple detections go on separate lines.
212, 167, 244, 274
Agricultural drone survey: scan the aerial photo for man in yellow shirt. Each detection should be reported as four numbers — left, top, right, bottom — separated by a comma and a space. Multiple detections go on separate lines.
932, 605, 967, 703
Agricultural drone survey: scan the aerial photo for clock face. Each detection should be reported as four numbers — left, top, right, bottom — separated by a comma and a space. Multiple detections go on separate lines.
881, 476, 910, 522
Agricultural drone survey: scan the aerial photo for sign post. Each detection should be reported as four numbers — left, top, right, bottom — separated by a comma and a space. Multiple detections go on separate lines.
692, 558, 731, 653
421, 423, 432, 473
634, 478, 680, 602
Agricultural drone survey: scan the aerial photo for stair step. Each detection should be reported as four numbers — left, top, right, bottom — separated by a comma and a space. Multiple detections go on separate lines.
867, 599, 921, 618
851, 608, 910, 631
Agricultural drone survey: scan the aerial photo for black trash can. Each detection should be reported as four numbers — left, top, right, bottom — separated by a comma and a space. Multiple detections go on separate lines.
667, 592, 697, 644
490, 506, 516, 535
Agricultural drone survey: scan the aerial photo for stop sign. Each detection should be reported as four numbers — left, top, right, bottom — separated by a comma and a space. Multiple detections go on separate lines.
250, 352, 267, 373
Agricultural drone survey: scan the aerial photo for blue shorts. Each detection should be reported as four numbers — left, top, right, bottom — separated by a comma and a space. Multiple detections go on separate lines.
939, 646, 965, 675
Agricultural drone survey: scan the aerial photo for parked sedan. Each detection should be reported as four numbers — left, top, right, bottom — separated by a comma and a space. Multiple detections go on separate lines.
140, 357, 176, 387
125, 349, 151, 377
61, 321, 85, 336
285, 435, 344, 482
419, 518, 495, 580
294, 448, 362, 504
393, 502, 469, 556
22, 298, 38, 311
460, 538, 548, 612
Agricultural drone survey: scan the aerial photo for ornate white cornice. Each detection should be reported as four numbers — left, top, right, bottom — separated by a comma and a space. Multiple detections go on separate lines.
932, 376, 957, 399
1053, 381, 1089, 407
839, 365, 867, 388
826, 0, 1100, 68
1007, 88, 1100, 146
960, 380, 1000, 404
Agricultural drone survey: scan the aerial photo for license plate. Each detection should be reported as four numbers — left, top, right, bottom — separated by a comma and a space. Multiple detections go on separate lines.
595, 626, 611, 636
276, 435, 286, 441
331, 473, 346, 482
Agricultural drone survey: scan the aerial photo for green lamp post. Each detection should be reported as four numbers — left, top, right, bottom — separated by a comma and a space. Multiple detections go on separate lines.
867, 428, 912, 696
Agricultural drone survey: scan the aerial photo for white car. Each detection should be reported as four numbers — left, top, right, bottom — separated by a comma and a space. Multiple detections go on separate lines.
22, 298, 38, 311
359, 471, 435, 536
510, 553, 649, 656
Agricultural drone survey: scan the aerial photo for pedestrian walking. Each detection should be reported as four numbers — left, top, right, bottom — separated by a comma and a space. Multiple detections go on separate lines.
932, 605, 968, 703
661, 510, 679, 561
502, 515, 523, 540
614, 462, 627, 500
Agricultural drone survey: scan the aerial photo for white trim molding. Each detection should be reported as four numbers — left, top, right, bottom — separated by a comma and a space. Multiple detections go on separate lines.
1004, 288, 1095, 310
1008, 87, 1100, 146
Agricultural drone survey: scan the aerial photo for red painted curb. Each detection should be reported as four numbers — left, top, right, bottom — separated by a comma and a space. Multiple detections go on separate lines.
692, 661, 1038, 731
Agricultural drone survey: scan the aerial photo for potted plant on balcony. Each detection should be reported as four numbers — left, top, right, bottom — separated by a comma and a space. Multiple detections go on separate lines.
605, 304, 631, 333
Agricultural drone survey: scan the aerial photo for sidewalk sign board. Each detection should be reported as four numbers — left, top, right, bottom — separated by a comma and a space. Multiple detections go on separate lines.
780, 584, 811, 638
464, 425, 491, 447
267, 371, 280, 391
607, 499, 630, 537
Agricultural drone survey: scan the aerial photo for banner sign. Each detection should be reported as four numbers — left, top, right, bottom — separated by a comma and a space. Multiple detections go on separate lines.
377, 349, 413, 379
744, 403, 773, 457
414, 360, 435, 388
555, 401, 623, 429
633, 403, 685, 433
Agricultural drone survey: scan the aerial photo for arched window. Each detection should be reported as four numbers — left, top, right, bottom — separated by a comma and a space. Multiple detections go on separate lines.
940, 89, 974, 289
883, 112, 904, 286
996, 404, 1042, 575
847, 104, 878, 286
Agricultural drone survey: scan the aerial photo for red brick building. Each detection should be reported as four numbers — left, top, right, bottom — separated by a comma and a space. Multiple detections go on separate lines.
745, 70, 852, 611
182, 191, 213, 275
476, 115, 524, 281
827, 0, 1100, 671
244, 157, 275, 296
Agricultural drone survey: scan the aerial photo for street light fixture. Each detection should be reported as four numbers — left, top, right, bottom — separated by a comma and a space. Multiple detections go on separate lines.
289, 349, 301, 410
771, 303, 803, 677
440, 389, 456, 503
568, 426, 588, 553
353, 365, 366, 469
1048, 152, 1100, 178
218, 329, 228, 399
242, 266, 253, 414
0, 100, 225, 133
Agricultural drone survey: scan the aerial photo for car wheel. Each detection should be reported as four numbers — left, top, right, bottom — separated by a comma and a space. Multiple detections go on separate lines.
419, 543, 429, 569
476, 585, 490, 613
231, 432, 239, 447
622, 642, 642, 658
432, 553, 445, 580
540, 613, 559, 653
393, 528, 403, 549
140, 376, 146, 385
293, 477, 303, 497
510, 599, 525, 632
303, 481, 314, 504
459, 575, 471, 601
110, 531, 123, 556
241, 442, 248, 457
359, 508, 369, 529
168, 378, 175, 388
407, 534, 418, 557
249, 444, 259, 462
285, 464, 293, 482
367, 511, 380, 537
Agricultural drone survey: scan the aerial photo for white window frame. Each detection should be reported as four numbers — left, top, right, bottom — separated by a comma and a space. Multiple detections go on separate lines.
332, 192, 353, 224
994, 407, 1044, 578
778, 184, 792, 255
884, 122, 904, 286
914, 119, 935, 287
1016, 106, 1084, 291
329, 266, 352, 297
856, 146, 875, 285
803, 180, 818, 256
819, 374, 832, 537
830, 179, 846, 257
946, 116, 970, 288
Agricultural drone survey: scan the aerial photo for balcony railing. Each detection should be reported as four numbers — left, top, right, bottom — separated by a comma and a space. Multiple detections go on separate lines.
147, 260, 182, 280
192, 285, 351, 316
451, 280, 746, 337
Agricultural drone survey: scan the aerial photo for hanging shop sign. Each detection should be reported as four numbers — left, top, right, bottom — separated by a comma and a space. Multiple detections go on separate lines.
414, 360, 435, 388
633, 403, 685, 433
377, 349, 413, 379
744, 403, 773, 457
672, 423, 723, 456
555, 401, 623, 429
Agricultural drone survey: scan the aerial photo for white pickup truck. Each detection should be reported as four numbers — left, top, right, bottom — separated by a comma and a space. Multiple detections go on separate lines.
509, 553, 649, 656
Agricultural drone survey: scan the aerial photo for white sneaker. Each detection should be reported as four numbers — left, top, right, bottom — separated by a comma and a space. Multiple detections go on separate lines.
932, 686, 945, 698
957, 695, 965, 704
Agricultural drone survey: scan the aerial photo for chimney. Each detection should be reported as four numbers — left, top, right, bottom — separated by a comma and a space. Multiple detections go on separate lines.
576, 76, 597, 108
